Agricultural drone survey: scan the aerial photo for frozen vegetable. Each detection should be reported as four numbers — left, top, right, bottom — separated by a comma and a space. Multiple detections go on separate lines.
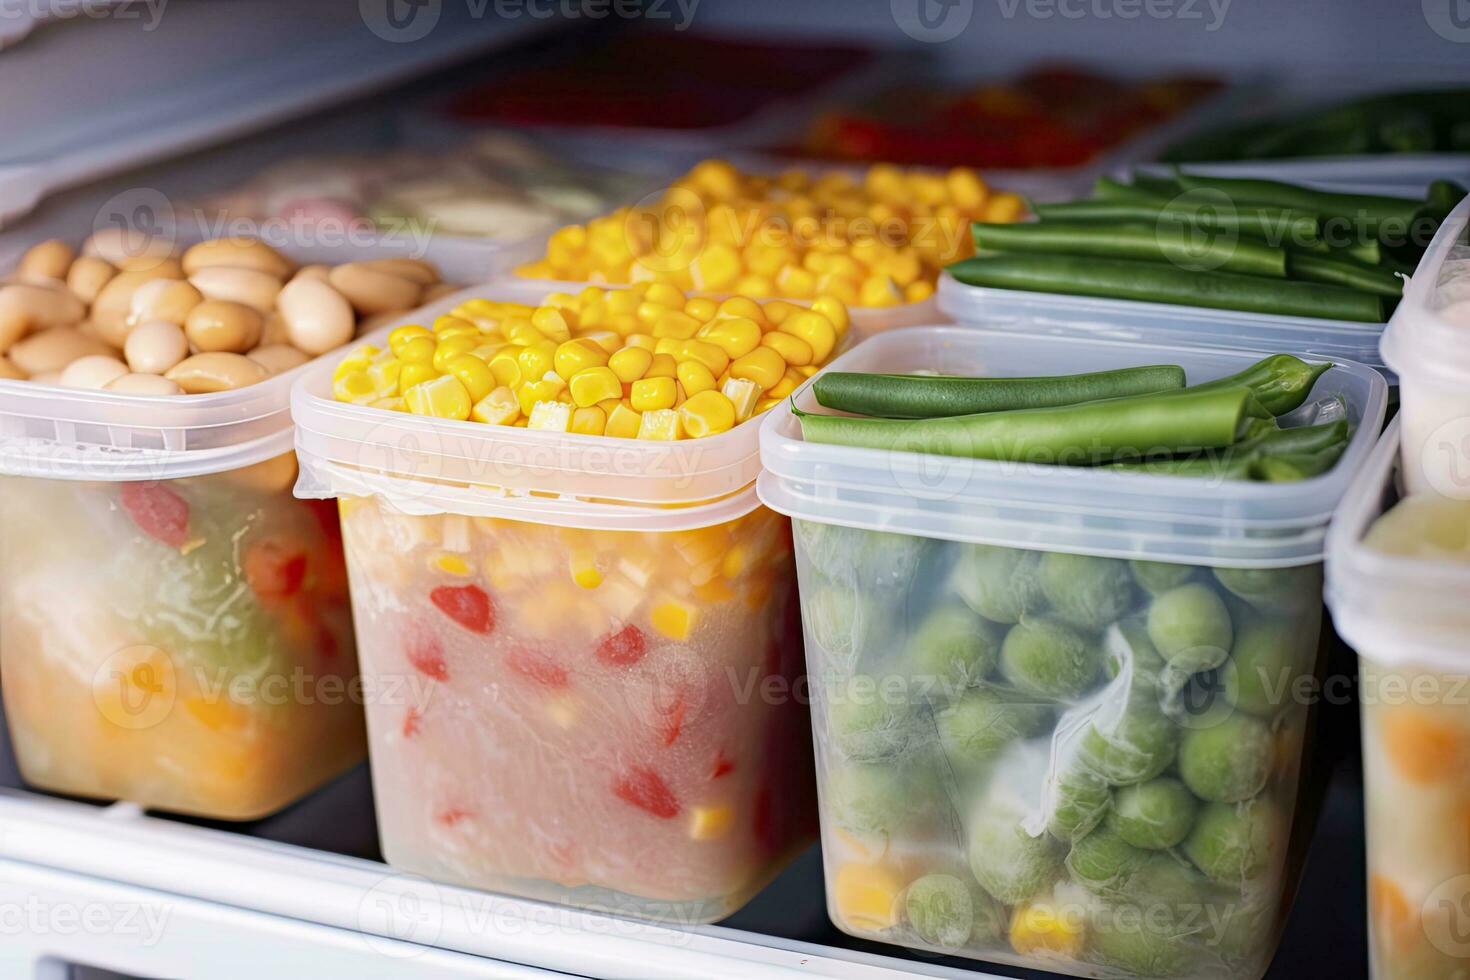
972, 219, 1288, 277
904, 873, 981, 950
1177, 713, 1273, 803
1212, 564, 1321, 613
1129, 560, 1195, 596
518, 159, 1028, 307
828, 674, 916, 761
952, 545, 1045, 623
968, 799, 1067, 905
1108, 778, 1197, 850
1066, 824, 1151, 896
937, 687, 1052, 766
826, 762, 915, 837
1001, 617, 1101, 700
904, 600, 1002, 689
0, 236, 449, 392
1046, 760, 1111, 842
1039, 553, 1136, 631
1182, 799, 1282, 884
1087, 909, 1199, 977
331, 284, 848, 435
1146, 583, 1234, 673
1224, 616, 1311, 716
1076, 690, 1178, 787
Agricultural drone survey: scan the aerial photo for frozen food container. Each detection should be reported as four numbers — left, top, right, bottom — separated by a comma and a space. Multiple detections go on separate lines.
759, 327, 1387, 978
1380, 194, 1470, 496
1327, 419, 1470, 980
289, 284, 817, 923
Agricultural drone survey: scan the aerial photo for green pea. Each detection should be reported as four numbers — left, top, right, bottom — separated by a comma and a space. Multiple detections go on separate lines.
936, 686, 1052, 767
796, 521, 931, 592
1048, 761, 1112, 842
1039, 552, 1138, 631
825, 763, 912, 837
1147, 583, 1234, 673
1108, 778, 1199, 850
1087, 908, 1200, 977
1114, 852, 1218, 912
1067, 824, 1151, 895
1183, 799, 1283, 884
1211, 564, 1321, 614
1001, 617, 1102, 699
904, 600, 1003, 691
1130, 559, 1197, 596
968, 803, 1067, 905
1103, 617, 1167, 680
1224, 615, 1314, 716
1078, 670, 1177, 786
1177, 713, 1273, 803
826, 674, 915, 761
904, 874, 976, 951
951, 545, 1046, 624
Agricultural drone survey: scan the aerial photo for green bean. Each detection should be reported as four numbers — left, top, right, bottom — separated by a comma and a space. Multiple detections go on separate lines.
1188, 354, 1332, 416
972, 221, 1287, 278
812, 364, 1186, 419
1032, 200, 1321, 244
1172, 174, 1422, 236
1255, 443, 1349, 482
793, 385, 1269, 465
1108, 420, 1349, 480
1092, 176, 1169, 203
1285, 236, 1381, 267
1287, 252, 1404, 298
947, 254, 1385, 323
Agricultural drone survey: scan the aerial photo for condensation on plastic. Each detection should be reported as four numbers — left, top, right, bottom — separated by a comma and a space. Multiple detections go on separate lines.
1326, 418, 1470, 672
937, 272, 1392, 376
293, 281, 830, 522
1380, 195, 1470, 497
758, 326, 1388, 569
0, 238, 473, 481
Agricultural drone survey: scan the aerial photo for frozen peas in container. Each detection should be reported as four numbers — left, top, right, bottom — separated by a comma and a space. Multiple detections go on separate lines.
758, 327, 1387, 978
1327, 419, 1470, 980
0, 235, 455, 818
290, 282, 837, 921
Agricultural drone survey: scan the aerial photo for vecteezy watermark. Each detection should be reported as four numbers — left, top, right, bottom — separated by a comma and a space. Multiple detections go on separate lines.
1422, 874, 1470, 958
359, 0, 699, 43
892, 0, 976, 42
0, 896, 172, 944
994, 0, 1231, 31
1423, 0, 1470, 43
1421, 416, 1470, 500
5, 0, 169, 32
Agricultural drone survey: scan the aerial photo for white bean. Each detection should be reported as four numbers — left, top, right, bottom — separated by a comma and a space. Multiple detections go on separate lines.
66, 256, 117, 305
184, 300, 262, 353
105, 373, 184, 396
165, 352, 269, 392
59, 354, 129, 389
82, 228, 174, 266
8, 327, 114, 375
128, 278, 203, 327
182, 238, 295, 279
290, 264, 332, 284
277, 277, 354, 355
17, 239, 75, 283
92, 270, 183, 345
247, 344, 311, 375
327, 262, 422, 316
0, 354, 24, 380
188, 266, 283, 314
359, 258, 440, 285
124, 321, 189, 374
0, 283, 87, 352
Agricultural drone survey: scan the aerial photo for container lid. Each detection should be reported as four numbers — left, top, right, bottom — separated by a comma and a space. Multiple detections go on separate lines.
290, 281, 771, 526
1326, 418, 1470, 670
937, 271, 1391, 374
1380, 194, 1470, 385
1133, 157, 1470, 199
0, 237, 467, 482
758, 326, 1388, 568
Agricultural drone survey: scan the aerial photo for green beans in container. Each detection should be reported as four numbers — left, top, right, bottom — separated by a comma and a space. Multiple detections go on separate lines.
758, 327, 1388, 980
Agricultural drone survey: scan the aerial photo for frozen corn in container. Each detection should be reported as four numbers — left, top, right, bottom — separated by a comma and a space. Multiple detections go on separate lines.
1327, 419, 1470, 979
290, 282, 829, 922
1380, 194, 1470, 497
0, 235, 464, 819
759, 327, 1387, 978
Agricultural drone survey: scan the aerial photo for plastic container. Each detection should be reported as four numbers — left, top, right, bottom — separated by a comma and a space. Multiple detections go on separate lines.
289, 283, 816, 923
759, 327, 1387, 978
1380, 195, 1470, 497
1131, 157, 1470, 199
938, 270, 1392, 375
1325, 418, 1470, 979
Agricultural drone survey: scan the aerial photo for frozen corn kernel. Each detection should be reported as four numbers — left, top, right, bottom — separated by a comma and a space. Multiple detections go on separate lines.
446, 354, 495, 402
759, 331, 813, 367
405, 375, 472, 420
651, 599, 696, 640
569, 546, 603, 589
729, 347, 787, 391
643, 352, 678, 380
606, 403, 642, 439
688, 804, 734, 841
608, 346, 653, 383
517, 377, 565, 417
637, 408, 682, 441
398, 334, 436, 364
333, 371, 377, 405
778, 311, 837, 362
679, 390, 736, 438
675, 360, 716, 397
399, 362, 438, 391
630, 376, 677, 412
388, 324, 433, 354
554, 338, 608, 377
570, 405, 606, 436
1009, 900, 1085, 958
528, 400, 573, 432
722, 378, 760, 421
431, 335, 478, 373
471, 386, 520, 425
432, 553, 472, 576
568, 366, 622, 408
832, 863, 904, 932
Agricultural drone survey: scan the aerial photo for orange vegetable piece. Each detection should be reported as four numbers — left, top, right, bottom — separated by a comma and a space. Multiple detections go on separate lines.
1381, 708, 1466, 783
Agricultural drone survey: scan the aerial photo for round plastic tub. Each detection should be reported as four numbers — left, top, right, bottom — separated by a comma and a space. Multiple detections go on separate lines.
1380, 194, 1470, 497
1326, 418, 1470, 979
0, 289, 378, 821
759, 327, 1387, 979
938, 271, 1392, 377
289, 284, 816, 924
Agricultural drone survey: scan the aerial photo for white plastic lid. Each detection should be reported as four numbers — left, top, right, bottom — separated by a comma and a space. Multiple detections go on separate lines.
938, 272, 1391, 375
1326, 418, 1470, 671
0, 238, 471, 482
1380, 195, 1470, 386
290, 281, 772, 529
758, 326, 1388, 568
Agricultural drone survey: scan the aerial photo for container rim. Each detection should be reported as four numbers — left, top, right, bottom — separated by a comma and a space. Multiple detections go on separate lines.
1380, 194, 1470, 385
758, 325, 1388, 567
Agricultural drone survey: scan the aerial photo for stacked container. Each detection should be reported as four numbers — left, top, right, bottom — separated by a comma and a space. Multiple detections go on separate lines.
759, 326, 1386, 978
290, 284, 815, 923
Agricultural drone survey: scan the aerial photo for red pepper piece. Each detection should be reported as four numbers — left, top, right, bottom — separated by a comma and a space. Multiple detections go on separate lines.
656, 694, 687, 748
119, 481, 190, 549
710, 751, 735, 780
595, 625, 646, 667
612, 767, 680, 819
407, 633, 448, 682
507, 647, 569, 689
243, 540, 308, 600
430, 584, 495, 635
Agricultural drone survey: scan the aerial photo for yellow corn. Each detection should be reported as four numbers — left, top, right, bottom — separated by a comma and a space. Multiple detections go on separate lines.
517, 377, 565, 417
630, 376, 677, 412
1009, 901, 1085, 958
606, 403, 643, 439
608, 346, 653, 383
644, 352, 678, 379
688, 804, 735, 841
528, 400, 573, 432
388, 324, 433, 354
570, 405, 607, 436
446, 354, 495, 402
568, 366, 622, 408
553, 338, 608, 377
638, 408, 682, 441
569, 546, 603, 589
333, 371, 376, 404
759, 330, 813, 366
397, 335, 436, 364
722, 378, 760, 421
675, 360, 716, 397
679, 390, 736, 438
651, 598, 696, 640
405, 375, 472, 420
399, 362, 438, 391
431, 335, 477, 373
730, 347, 787, 391
517, 343, 556, 380
471, 386, 520, 425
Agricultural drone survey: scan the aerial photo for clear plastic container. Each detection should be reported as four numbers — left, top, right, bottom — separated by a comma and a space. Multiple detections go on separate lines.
1131, 157, 1470, 199
0, 335, 365, 822
759, 327, 1387, 978
1326, 419, 1470, 979
1379, 195, 1470, 497
289, 290, 816, 922
937, 270, 1391, 376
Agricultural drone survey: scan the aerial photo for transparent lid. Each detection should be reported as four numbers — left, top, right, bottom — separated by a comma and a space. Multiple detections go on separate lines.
1380, 195, 1470, 384
291, 281, 774, 521
758, 326, 1388, 568
1326, 418, 1470, 670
